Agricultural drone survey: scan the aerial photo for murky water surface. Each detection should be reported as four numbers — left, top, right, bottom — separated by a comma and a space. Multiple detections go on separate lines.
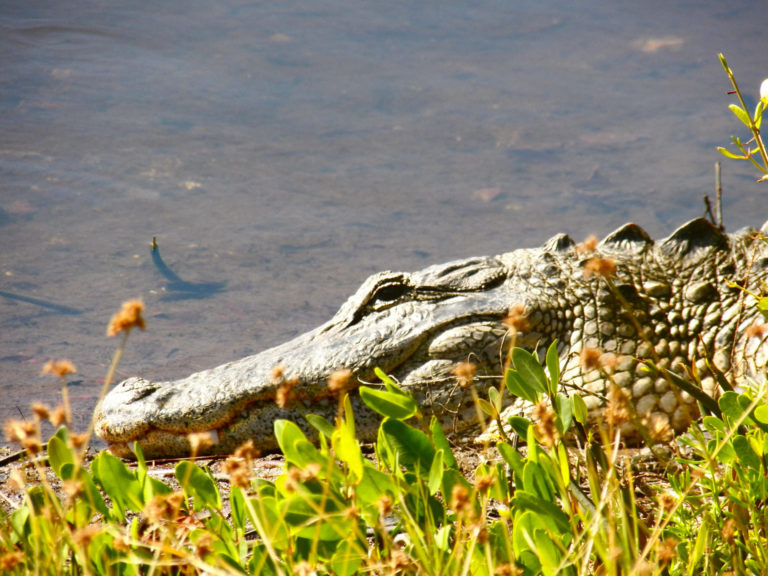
1, 1, 766, 436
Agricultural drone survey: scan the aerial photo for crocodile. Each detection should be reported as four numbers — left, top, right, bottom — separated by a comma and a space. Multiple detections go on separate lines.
95, 218, 768, 459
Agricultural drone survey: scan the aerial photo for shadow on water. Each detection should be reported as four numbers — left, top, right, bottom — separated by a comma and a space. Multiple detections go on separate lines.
0, 290, 82, 315
150, 238, 226, 301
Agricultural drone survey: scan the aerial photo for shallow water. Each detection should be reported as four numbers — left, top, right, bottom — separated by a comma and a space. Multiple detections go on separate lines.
1, 0, 766, 436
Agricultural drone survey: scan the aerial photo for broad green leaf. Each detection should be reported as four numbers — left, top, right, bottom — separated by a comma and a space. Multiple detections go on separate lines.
555, 392, 572, 433
732, 435, 761, 470
274, 420, 324, 467
513, 491, 571, 535
505, 369, 540, 404
476, 397, 498, 418
522, 460, 554, 501
47, 434, 73, 479
176, 461, 221, 511
91, 451, 143, 520
511, 347, 548, 394
332, 397, 364, 481
430, 416, 458, 470
545, 340, 560, 396
230, 486, 247, 533
328, 539, 366, 576
247, 495, 289, 549
428, 449, 444, 495
281, 493, 350, 541
306, 414, 335, 439
61, 463, 109, 521
355, 462, 397, 508
380, 419, 435, 478
754, 404, 768, 425
507, 415, 531, 438
374, 366, 405, 394
359, 386, 418, 420
497, 442, 525, 482
488, 386, 502, 411
571, 393, 588, 424
719, 391, 751, 428
729, 104, 751, 128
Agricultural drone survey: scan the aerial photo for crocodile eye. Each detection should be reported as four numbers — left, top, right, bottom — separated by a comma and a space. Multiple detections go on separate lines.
372, 282, 409, 304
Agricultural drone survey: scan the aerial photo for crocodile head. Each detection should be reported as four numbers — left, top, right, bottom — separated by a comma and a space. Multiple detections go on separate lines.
95, 219, 768, 459
95, 255, 524, 458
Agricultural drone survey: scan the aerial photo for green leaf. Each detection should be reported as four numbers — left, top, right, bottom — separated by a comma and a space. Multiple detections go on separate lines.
497, 442, 525, 482
545, 340, 560, 396
281, 493, 350, 541
355, 462, 397, 507
91, 451, 143, 520
511, 347, 548, 394
428, 449, 444, 495
332, 397, 364, 481
522, 461, 555, 502
359, 386, 418, 420
571, 393, 588, 424
730, 104, 752, 128
554, 392, 572, 433
505, 370, 540, 404
47, 433, 74, 479
374, 366, 405, 394
507, 415, 531, 438
754, 405, 768, 425
430, 416, 458, 469
513, 491, 571, 535
380, 419, 435, 478
176, 461, 221, 511
732, 435, 761, 470
306, 414, 335, 439
247, 495, 290, 549
718, 147, 746, 160
274, 420, 324, 467
328, 539, 366, 576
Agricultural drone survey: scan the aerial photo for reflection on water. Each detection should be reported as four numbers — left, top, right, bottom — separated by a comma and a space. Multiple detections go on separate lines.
1, 0, 766, 432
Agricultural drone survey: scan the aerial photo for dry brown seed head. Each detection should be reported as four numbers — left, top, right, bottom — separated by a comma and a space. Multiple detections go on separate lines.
276, 377, 298, 408
644, 412, 673, 443
375, 494, 393, 517
50, 405, 68, 427
580, 347, 603, 371
4, 419, 37, 444
69, 433, 88, 450
328, 368, 353, 393
8, 468, 26, 491
721, 518, 736, 545
453, 361, 477, 389
583, 257, 617, 279
473, 473, 495, 494
657, 492, 677, 513
42, 359, 77, 379
71, 525, 101, 548
656, 537, 678, 566
576, 235, 599, 254
494, 563, 523, 576
746, 322, 768, 339
187, 431, 214, 454
532, 401, 560, 447
31, 403, 50, 420
107, 300, 146, 337
604, 384, 631, 427
234, 439, 259, 461
0, 551, 25, 571
503, 303, 530, 332
63, 479, 84, 500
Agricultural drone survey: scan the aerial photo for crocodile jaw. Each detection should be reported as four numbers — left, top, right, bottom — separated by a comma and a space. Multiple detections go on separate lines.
95, 287, 510, 459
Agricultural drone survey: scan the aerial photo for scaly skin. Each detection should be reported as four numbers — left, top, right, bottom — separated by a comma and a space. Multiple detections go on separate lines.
95, 219, 768, 458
